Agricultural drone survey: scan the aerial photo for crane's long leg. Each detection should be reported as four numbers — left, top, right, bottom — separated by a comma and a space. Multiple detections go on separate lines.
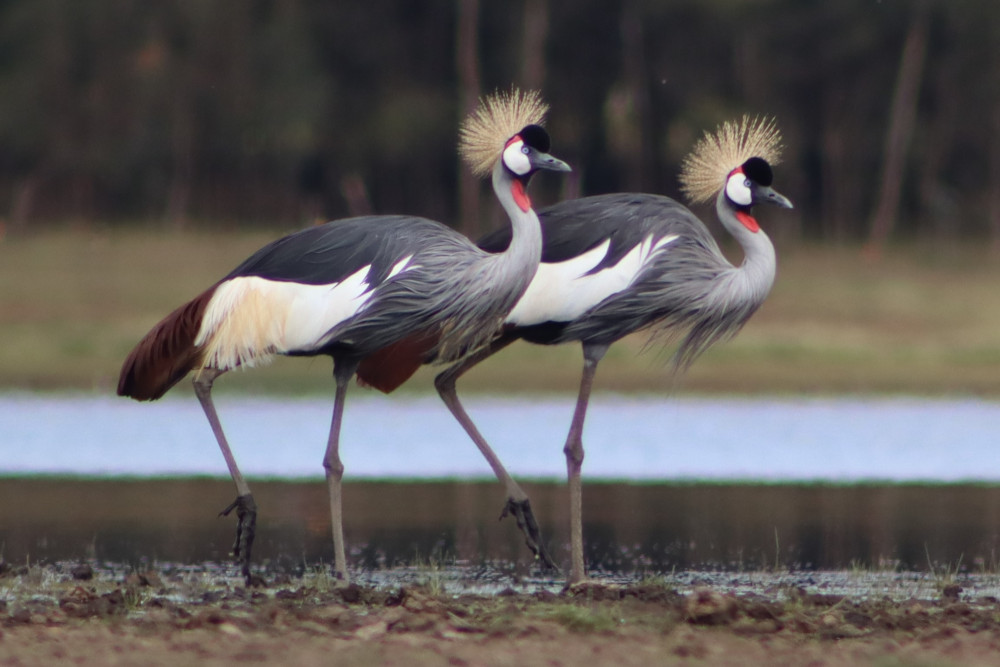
324, 357, 360, 582
435, 335, 558, 571
192, 368, 258, 586
564, 343, 608, 585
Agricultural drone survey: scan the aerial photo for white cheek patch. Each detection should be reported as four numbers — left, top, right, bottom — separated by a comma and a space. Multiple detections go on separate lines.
507, 234, 679, 326
196, 267, 379, 368
502, 140, 531, 176
726, 171, 753, 207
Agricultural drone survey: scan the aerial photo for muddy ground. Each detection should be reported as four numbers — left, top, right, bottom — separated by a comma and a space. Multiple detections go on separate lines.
3, 562, 1000, 666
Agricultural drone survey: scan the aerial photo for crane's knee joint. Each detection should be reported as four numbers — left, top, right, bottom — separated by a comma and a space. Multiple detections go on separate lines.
433, 370, 456, 394
193, 368, 223, 397
192, 376, 211, 396
563, 442, 585, 466
323, 457, 345, 479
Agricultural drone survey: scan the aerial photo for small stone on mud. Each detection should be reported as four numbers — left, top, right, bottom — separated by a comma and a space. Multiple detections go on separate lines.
844, 610, 874, 629
10, 608, 32, 624
71, 563, 94, 580
805, 592, 846, 607
944, 601, 971, 617
125, 571, 162, 588
732, 617, 781, 635
201, 591, 223, 603
275, 587, 306, 600
685, 588, 737, 625
533, 590, 558, 603
338, 583, 364, 604
216, 621, 243, 636
625, 584, 681, 604
743, 599, 782, 621
566, 581, 624, 601
403, 591, 444, 614
820, 623, 869, 639
941, 584, 962, 602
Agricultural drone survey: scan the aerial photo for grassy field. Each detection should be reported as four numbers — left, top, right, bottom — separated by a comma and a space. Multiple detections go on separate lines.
2, 226, 1000, 397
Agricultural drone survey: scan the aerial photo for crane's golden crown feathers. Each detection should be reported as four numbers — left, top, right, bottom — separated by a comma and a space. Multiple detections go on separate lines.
679, 115, 784, 205
459, 88, 549, 178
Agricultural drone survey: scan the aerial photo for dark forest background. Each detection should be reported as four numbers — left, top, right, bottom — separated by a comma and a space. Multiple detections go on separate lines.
1, 0, 997, 253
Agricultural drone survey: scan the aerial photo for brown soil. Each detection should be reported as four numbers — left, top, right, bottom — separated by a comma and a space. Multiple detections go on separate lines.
3, 563, 1000, 666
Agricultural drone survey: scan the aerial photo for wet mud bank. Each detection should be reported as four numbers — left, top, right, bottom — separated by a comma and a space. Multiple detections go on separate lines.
4, 562, 1000, 666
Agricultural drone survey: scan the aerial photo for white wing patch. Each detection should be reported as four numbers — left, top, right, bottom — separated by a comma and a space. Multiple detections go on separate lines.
195, 266, 380, 370
507, 234, 679, 326
386, 254, 414, 279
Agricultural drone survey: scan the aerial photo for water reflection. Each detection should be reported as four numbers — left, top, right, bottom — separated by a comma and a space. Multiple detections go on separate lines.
3, 478, 998, 574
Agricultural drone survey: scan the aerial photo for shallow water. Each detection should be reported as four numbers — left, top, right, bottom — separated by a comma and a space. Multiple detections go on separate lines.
3, 393, 1000, 480
3, 478, 999, 576
4, 394, 1000, 577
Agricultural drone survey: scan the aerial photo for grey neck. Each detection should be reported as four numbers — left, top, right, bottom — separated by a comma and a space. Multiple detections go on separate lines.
713, 191, 777, 307
489, 162, 543, 288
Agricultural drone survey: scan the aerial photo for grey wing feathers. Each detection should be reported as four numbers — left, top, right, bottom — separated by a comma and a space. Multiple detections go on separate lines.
324, 240, 513, 363
535, 194, 759, 369
227, 216, 466, 286
566, 232, 757, 370
482, 193, 711, 264
227, 215, 505, 361
538, 194, 715, 269
295, 218, 512, 362
560, 231, 726, 341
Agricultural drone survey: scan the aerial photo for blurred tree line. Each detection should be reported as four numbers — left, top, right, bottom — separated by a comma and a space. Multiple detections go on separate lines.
1, 0, 998, 250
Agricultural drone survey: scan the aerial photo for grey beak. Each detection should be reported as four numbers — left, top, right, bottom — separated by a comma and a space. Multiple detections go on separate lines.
530, 151, 572, 173
759, 186, 793, 210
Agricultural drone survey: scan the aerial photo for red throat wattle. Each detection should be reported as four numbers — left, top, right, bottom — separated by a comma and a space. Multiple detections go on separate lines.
735, 211, 760, 233
511, 179, 531, 212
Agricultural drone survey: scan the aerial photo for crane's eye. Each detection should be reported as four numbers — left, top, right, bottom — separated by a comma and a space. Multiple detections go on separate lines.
502, 139, 532, 176
725, 171, 753, 207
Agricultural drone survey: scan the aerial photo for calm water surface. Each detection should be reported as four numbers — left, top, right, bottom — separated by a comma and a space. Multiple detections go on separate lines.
2, 393, 998, 480
3, 394, 999, 574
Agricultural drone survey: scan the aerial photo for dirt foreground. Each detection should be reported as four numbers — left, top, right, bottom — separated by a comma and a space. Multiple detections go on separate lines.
3, 562, 1000, 666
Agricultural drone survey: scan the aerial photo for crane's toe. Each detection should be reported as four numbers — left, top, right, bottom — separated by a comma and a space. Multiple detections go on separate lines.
219, 494, 261, 586
500, 498, 559, 572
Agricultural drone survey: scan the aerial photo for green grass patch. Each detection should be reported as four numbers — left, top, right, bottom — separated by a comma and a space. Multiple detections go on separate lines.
4, 228, 1000, 396
527, 602, 624, 633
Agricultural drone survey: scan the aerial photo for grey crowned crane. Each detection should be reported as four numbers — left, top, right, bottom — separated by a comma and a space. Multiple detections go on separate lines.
358, 115, 793, 584
117, 89, 570, 585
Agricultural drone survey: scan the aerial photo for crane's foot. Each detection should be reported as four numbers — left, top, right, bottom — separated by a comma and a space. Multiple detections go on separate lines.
500, 498, 559, 572
219, 494, 263, 586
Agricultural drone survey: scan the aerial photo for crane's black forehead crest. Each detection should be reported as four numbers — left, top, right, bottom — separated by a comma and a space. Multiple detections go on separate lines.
517, 124, 551, 153
742, 157, 773, 186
